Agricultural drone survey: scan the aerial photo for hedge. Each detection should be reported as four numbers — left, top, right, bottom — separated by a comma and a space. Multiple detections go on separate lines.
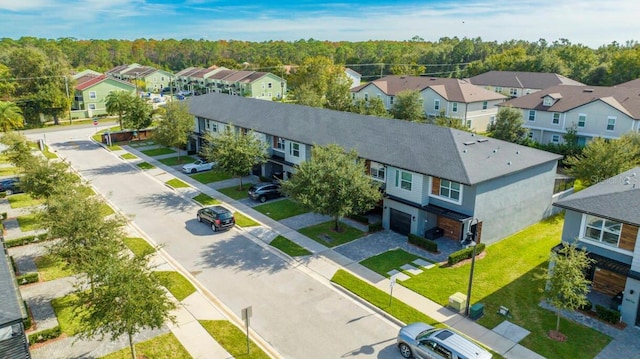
595, 304, 621, 324
28, 326, 62, 345
4, 234, 49, 248
408, 233, 438, 253
23, 301, 32, 330
368, 221, 383, 233
17, 272, 39, 285
448, 243, 486, 265
348, 214, 369, 224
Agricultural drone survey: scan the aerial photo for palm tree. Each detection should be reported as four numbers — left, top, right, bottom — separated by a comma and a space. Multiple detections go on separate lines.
0, 101, 24, 132
105, 91, 134, 130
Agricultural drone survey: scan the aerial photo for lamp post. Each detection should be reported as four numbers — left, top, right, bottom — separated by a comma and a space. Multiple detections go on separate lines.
464, 219, 479, 317
280, 81, 284, 102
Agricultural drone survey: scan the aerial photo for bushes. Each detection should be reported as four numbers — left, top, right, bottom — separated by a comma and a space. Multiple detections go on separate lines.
448, 243, 486, 265
368, 221, 383, 233
17, 272, 39, 285
408, 233, 438, 253
4, 234, 48, 248
595, 305, 621, 324
348, 214, 369, 224
28, 326, 62, 345
22, 301, 32, 330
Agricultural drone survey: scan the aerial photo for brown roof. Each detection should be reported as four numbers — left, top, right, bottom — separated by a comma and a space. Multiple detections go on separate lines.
355, 75, 506, 103
121, 66, 157, 77
240, 71, 269, 83
500, 85, 640, 118
468, 71, 584, 89
106, 64, 131, 75
175, 67, 202, 77
208, 69, 236, 80
75, 75, 134, 91
222, 70, 254, 82
616, 78, 640, 88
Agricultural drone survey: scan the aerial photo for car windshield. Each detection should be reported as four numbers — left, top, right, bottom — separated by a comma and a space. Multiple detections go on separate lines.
218, 212, 233, 219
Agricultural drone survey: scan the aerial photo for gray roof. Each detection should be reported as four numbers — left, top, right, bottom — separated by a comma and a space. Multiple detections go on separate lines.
468, 71, 585, 89
189, 93, 560, 185
0, 247, 24, 325
554, 167, 640, 225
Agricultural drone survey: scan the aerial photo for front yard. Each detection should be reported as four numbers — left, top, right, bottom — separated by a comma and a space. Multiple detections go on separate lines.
298, 221, 365, 248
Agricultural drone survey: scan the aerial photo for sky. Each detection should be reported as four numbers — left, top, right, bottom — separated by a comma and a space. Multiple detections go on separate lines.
0, 0, 638, 48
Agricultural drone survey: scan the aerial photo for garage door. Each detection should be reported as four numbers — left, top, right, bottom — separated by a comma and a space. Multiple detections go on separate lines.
390, 209, 411, 235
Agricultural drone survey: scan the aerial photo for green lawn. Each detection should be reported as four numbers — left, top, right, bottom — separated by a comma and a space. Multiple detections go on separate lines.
136, 162, 155, 170
129, 140, 156, 148
253, 199, 308, 220
100, 333, 191, 359
7, 193, 44, 208
166, 178, 190, 189
42, 144, 58, 159
0, 166, 18, 176
51, 294, 82, 335
234, 212, 260, 227
100, 203, 115, 217
141, 147, 176, 156
76, 185, 96, 197
298, 221, 364, 248
192, 193, 220, 206
217, 185, 250, 200
190, 169, 233, 184
34, 255, 73, 281
360, 249, 428, 277
199, 320, 270, 359
158, 156, 197, 166
123, 237, 156, 258
120, 153, 137, 160
153, 271, 197, 301
270, 235, 312, 256
16, 213, 40, 232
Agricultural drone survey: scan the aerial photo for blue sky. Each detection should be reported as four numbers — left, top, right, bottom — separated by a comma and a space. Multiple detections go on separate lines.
0, 0, 638, 48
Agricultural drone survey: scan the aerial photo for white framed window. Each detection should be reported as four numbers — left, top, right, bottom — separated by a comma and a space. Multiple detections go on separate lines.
88, 103, 96, 110
275, 137, 285, 150
268, 92, 272, 97
543, 97, 554, 106
261, 92, 265, 97
395, 170, 412, 191
89, 91, 97, 99
434, 99, 440, 111
370, 162, 385, 181
268, 82, 273, 88
552, 113, 560, 124
211, 122, 218, 132
482, 101, 488, 110
583, 214, 621, 247
607, 117, 616, 131
528, 110, 536, 121
364, 93, 369, 101
261, 83, 265, 89
466, 120, 472, 128
578, 114, 586, 127
290, 142, 300, 157
390, 96, 394, 105
439, 179, 461, 202
452, 102, 458, 113
495, 86, 502, 93
551, 134, 560, 143
510, 88, 518, 96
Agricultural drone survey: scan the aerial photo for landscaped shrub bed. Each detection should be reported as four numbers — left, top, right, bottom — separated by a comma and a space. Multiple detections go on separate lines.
408, 233, 438, 252
4, 234, 49, 248
348, 214, 369, 224
368, 221, 383, 233
447, 243, 486, 265
28, 325, 62, 345
17, 272, 39, 285
595, 304, 621, 324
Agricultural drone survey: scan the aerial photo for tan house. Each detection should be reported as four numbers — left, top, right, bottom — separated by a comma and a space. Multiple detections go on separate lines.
468, 71, 584, 98
106, 64, 174, 93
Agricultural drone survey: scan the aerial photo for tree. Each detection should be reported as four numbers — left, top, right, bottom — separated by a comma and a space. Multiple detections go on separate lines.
105, 91, 134, 130
432, 112, 470, 131
152, 101, 194, 161
280, 144, 382, 231
20, 157, 79, 199
200, 125, 268, 190
0, 100, 24, 132
489, 106, 528, 143
390, 90, 425, 122
0, 132, 37, 169
544, 242, 594, 336
123, 96, 153, 139
324, 72, 353, 112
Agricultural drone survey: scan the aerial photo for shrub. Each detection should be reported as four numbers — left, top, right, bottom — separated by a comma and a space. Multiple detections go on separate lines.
9, 256, 17, 274
348, 214, 369, 224
4, 234, 48, 248
0, 212, 7, 220
28, 326, 62, 345
408, 233, 438, 253
579, 299, 593, 312
17, 272, 39, 285
368, 221, 383, 233
595, 304, 621, 324
22, 301, 32, 329
448, 243, 486, 265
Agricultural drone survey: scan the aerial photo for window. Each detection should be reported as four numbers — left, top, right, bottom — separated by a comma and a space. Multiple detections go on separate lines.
261, 92, 265, 97
390, 96, 394, 105
88, 103, 96, 110
482, 101, 488, 110
495, 86, 502, 93
395, 170, 412, 191
584, 214, 621, 247
607, 117, 616, 131
211, 122, 218, 132
510, 88, 518, 96
268, 92, 272, 97
452, 102, 458, 113
275, 137, 285, 150
439, 179, 461, 201
268, 82, 273, 88
89, 91, 97, 99
370, 162, 385, 181
543, 97, 554, 106
466, 120, 472, 128
528, 110, 536, 121
364, 93, 369, 101
290, 142, 300, 157
551, 134, 560, 143
528, 131, 534, 139
552, 113, 560, 124
434, 99, 440, 111
578, 114, 586, 127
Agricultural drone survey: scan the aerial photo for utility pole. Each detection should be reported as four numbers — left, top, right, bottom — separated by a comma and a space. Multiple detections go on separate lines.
64, 76, 72, 125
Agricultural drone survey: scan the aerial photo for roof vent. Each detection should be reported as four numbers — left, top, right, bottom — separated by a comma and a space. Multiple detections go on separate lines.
583, 88, 594, 93
430, 77, 437, 80
463, 149, 468, 153
507, 161, 512, 166
632, 172, 637, 177
624, 177, 631, 185
493, 148, 498, 153
463, 141, 476, 146
477, 138, 488, 143
516, 150, 520, 154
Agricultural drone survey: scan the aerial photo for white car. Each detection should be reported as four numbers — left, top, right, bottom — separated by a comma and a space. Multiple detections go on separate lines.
182, 159, 214, 174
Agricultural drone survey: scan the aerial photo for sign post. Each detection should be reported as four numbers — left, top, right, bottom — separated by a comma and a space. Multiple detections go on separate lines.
389, 275, 397, 306
93, 118, 98, 133
241, 306, 252, 354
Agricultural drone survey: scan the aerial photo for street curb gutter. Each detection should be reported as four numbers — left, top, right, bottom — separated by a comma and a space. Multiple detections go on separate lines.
330, 281, 407, 329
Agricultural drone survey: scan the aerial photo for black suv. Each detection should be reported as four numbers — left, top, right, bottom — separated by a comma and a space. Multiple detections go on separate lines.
197, 205, 235, 231
248, 183, 282, 203
0, 177, 22, 195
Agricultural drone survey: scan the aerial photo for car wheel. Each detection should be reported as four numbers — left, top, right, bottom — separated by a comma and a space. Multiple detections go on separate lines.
197, 215, 202, 222
260, 196, 267, 203
398, 343, 412, 358
191, 168, 197, 174
211, 223, 217, 232
5, 189, 12, 196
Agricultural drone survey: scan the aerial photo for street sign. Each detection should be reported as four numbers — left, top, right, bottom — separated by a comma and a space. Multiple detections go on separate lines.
93, 118, 98, 126
242, 306, 253, 354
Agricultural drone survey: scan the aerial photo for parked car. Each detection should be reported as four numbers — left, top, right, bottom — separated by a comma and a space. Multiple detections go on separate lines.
0, 177, 22, 195
397, 322, 492, 359
248, 182, 282, 203
197, 205, 235, 232
182, 159, 214, 174
176, 94, 186, 101
153, 97, 164, 103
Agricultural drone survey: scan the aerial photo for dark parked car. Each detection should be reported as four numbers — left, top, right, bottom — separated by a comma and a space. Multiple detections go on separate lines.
197, 205, 235, 232
248, 183, 282, 203
0, 177, 22, 195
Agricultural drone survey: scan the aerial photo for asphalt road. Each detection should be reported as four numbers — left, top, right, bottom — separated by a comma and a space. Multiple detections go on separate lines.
27, 126, 401, 359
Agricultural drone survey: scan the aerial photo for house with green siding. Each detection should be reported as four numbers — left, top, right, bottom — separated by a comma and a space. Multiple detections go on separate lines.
71, 75, 135, 119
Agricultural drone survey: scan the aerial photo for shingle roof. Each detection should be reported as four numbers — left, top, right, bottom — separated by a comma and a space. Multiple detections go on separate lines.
175, 67, 202, 77
189, 93, 560, 185
121, 66, 157, 77
208, 69, 236, 80
616, 78, 640, 88
0, 247, 24, 325
468, 71, 585, 89
222, 70, 255, 82
554, 167, 640, 225
500, 85, 640, 118
106, 64, 131, 75
75, 75, 134, 91
353, 75, 506, 103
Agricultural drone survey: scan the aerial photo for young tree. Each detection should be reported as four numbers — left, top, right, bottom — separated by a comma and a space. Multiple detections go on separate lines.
0, 132, 37, 169
544, 242, 595, 336
489, 106, 528, 143
352, 98, 391, 118
152, 101, 194, 161
105, 91, 134, 130
123, 96, 153, 139
200, 125, 268, 190
19, 157, 79, 199
432, 112, 470, 131
324, 73, 353, 112
390, 90, 425, 122
280, 144, 382, 231
0, 100, 24, 132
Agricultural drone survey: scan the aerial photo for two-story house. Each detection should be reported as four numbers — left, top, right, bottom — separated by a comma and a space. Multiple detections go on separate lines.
500, 85, 640, 145
468, 71, 584, 98
0, 239, 31, 358
106, 64, 174, 93
71, 74, 136, 119
351, 75, 507, 132
553, 167, 640, 326
189, 93, 561, 245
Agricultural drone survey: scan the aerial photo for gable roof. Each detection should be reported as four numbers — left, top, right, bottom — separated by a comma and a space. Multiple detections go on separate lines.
352, 75, 506, 103
189, 93, 560, 185
500, 85, 640, 118
0, 248, 25, 325
175, 67, 202, 77
554, 167, 640, 225
75, 75, 135, 91
468, 71, 585, 89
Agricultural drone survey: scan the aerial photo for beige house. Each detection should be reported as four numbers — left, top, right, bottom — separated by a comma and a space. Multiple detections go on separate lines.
468, 71, 584, 98
106, 63, 174, 93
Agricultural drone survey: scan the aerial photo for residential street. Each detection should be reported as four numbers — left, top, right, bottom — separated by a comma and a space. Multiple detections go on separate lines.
27, 125, 400, 359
